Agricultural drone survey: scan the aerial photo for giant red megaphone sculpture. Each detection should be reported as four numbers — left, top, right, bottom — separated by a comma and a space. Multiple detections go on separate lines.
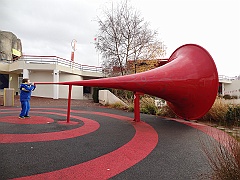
35, 44, 219, 122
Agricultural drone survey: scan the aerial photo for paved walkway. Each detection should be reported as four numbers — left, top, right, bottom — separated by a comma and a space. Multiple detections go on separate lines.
0, 98, 231, 179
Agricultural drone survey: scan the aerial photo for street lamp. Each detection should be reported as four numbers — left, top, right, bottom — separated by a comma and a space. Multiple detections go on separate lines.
71, 39, 77, 61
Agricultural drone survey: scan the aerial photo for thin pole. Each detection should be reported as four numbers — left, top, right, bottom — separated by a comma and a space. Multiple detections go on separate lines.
134, 92, 141, 122
67, 85, 73, 123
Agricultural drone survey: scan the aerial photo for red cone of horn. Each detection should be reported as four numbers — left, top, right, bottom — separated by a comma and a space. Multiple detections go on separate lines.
37, 44, 219, 120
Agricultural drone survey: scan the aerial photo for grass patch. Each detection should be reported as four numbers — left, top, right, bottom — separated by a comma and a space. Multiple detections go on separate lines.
108, 101, 128, 110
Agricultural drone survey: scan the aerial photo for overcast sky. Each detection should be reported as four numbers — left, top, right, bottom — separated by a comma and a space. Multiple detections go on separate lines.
1, 0, 239, 77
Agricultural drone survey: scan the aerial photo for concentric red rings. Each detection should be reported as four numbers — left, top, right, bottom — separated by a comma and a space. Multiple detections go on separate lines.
0, 108, 158, 179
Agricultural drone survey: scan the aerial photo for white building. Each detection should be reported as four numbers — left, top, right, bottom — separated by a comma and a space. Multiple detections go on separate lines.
219, 75, 240, 98
0, 55, 103, 99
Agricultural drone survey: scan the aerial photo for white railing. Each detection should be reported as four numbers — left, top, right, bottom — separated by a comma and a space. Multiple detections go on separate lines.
16, 55, 102, 73
218, 75, 238, 82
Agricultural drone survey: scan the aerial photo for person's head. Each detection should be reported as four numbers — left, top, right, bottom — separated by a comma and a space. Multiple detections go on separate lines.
22, 78, 30, 84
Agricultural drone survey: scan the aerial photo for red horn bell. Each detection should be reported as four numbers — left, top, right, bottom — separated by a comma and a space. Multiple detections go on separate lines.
37, 44, 219, 120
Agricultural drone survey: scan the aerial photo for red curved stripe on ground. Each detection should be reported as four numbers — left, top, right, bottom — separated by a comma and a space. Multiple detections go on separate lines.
0, 108, 158, 179
171, 118, 236, 152
0, 111, 100, 143
14, 121, 158, 180
0, 116, 54, 124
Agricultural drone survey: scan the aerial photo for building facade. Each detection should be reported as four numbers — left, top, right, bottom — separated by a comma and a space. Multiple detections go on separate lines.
219, 75, 240, 98
0, 55, 103, 99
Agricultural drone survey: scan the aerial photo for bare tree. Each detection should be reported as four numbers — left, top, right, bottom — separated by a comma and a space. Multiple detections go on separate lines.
95, 0, 166, 76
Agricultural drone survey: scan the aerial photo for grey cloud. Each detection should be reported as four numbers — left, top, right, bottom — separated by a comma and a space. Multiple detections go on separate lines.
0, 0, 100, 65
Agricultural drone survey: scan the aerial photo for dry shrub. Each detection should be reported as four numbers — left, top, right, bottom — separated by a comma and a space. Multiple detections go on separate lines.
127, 103, 134, 112
119, 95, 134, 112
201, 133, 240, 180
156, 104, 177, 118
121, 95, 158, 114
140, 96, 158, 115
112, 89, 133, 100
108, 102, 128, 110
200, 98, 228, 123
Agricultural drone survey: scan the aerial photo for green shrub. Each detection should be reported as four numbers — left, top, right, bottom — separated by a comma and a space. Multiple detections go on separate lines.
140, 97, 157, 115
223, 94, 238, 100
223, 94, 231, 100
226, 105, 240, 126
232, 95, 238, 99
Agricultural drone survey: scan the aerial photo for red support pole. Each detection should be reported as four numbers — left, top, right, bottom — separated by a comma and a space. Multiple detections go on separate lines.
134, 92, 143, 122
71, 52, 74, 61
67, 85, 72, 123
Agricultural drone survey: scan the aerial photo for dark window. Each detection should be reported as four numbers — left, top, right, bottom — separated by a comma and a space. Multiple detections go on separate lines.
83, 86, 91, 94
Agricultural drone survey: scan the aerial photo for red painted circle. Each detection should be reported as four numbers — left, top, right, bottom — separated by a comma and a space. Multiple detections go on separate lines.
0, 110, 100, 143
57, 121, 79, 125
1, 108, 235, 180
0, 116, 54, 124
5, 108, 158, 180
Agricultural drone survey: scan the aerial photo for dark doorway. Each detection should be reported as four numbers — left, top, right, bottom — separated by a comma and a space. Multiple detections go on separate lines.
0, 74, 9, 89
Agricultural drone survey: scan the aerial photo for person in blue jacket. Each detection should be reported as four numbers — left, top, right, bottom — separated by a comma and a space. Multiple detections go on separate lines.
19, 78, 36, 119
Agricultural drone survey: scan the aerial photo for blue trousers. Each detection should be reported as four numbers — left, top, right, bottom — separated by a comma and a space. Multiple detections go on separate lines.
19, 100, 30, 117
